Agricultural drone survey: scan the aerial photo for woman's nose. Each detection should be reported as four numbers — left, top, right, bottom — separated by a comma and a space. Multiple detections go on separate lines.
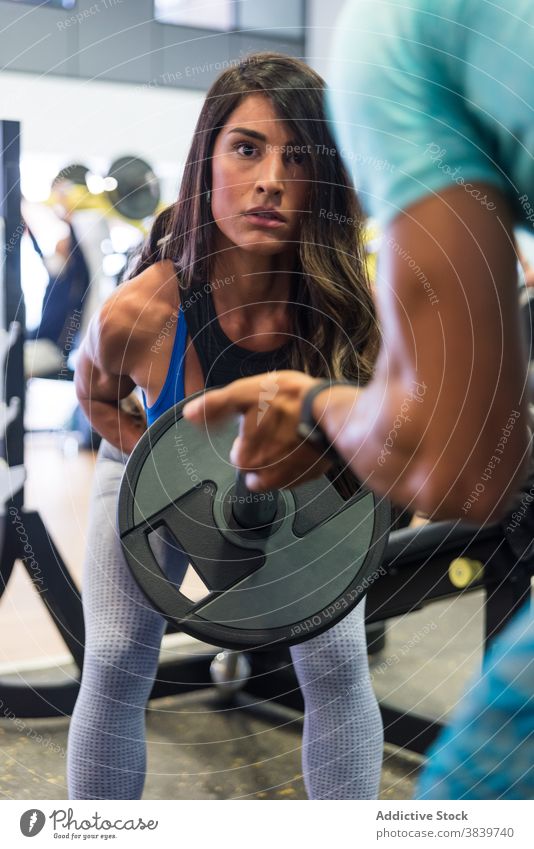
254, 153, 285, 195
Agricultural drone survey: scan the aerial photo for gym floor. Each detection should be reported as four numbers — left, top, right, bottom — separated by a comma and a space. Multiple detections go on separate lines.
0, 400, 521, 800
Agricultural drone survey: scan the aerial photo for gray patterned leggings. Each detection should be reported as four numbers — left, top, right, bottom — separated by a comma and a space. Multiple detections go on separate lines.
67, 440, 383, 799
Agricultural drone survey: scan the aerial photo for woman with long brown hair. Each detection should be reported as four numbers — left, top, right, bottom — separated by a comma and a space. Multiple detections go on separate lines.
69, 52, 383, 799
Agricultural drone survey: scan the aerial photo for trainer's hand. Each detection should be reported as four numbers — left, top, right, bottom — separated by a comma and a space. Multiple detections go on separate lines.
183, 370, 339, 490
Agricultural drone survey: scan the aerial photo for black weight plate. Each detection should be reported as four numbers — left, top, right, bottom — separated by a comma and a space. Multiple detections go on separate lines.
118, 392, 391, 650
108, 156, 160, 220
52, 163, 89, 188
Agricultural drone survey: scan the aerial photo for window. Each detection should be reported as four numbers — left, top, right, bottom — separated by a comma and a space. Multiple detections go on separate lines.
237, 0, 304, 39
154, 0, 304, 39
154, 0, 235, 31
6, 0, 77, 8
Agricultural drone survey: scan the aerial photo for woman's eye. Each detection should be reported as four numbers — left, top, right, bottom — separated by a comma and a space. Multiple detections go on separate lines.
235, 142, 258, 157
289, 152, 305, 166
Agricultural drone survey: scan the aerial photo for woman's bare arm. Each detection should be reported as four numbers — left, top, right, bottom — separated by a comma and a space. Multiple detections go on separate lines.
74, 286, 146, 455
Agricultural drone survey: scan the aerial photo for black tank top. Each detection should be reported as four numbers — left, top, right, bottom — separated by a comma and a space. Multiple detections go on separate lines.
181, 279, 293, 388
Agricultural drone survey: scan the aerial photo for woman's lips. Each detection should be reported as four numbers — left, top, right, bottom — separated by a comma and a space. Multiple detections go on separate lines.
243, 212, 286, 228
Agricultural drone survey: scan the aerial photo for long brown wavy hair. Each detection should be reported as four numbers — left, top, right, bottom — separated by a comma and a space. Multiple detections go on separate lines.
131, 52, 379, 384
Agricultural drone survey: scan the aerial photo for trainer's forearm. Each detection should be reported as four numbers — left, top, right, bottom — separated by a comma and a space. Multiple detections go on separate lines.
314, 187, 531, 521
312, 379, 429, 499
314, 363, 530, 522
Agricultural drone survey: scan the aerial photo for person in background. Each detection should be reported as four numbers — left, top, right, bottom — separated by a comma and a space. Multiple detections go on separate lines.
25, 213, 90, 378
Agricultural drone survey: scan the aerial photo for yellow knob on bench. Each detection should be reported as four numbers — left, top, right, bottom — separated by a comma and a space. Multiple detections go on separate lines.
448, 557, 485, 588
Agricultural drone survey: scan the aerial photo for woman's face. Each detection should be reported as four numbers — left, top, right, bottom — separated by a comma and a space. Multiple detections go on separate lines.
209, 94, 311, 257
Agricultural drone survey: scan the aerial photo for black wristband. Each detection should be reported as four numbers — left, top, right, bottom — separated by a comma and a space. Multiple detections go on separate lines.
297, 380, 354, 461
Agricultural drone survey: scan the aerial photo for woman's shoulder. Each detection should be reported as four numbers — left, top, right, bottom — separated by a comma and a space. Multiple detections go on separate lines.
126, 259, 180, 303
113, 260, 181, 326
95, 260, 181, 371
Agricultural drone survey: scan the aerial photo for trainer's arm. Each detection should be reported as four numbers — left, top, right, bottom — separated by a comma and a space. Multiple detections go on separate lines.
316, 184, 530, 521
74, 293, 146, 455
